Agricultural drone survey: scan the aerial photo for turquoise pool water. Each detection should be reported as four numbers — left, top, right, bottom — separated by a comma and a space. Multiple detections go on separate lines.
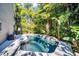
20, 35, 58, 53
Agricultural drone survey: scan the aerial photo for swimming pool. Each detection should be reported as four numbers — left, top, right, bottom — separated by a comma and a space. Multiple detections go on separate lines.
20, 34, 59, 53
0, 34, 74, 56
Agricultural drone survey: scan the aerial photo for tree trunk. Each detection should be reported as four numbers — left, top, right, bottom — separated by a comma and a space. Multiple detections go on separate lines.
45, 19, 52, 34
56, 20, 60, 40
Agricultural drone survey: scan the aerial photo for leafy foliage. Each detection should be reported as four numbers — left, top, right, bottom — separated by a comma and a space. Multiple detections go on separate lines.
15, 3, 79, 52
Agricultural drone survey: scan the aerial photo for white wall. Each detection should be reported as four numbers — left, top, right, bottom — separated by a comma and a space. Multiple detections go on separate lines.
0, 3, 15, 43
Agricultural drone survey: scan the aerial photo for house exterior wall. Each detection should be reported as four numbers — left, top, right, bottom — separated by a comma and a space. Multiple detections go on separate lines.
0, 3, 15, 43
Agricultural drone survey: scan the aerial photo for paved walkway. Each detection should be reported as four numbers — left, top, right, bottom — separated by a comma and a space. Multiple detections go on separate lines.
0, 34, 21, 53
0, 40, 13, 53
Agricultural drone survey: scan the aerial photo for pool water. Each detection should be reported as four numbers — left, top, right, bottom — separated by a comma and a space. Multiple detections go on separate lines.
20, 35, 59, 53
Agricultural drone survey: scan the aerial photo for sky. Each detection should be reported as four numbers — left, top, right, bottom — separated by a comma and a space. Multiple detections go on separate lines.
21, 3, 38, 8
32, 3, 38, 8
